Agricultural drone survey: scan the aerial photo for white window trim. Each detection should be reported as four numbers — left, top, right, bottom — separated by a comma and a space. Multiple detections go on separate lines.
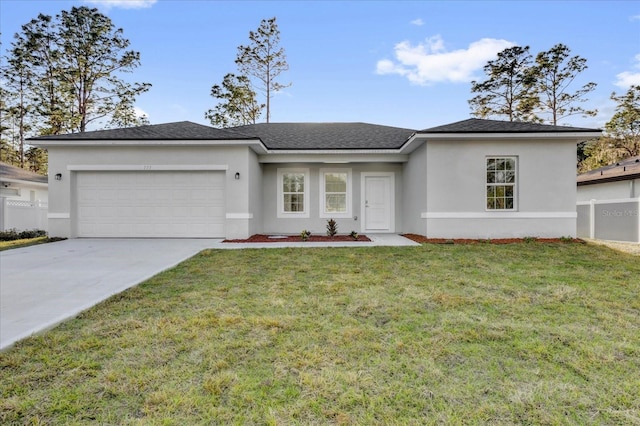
277, 168, 310, 218
319, 168, 352, 218
485, 156, 518, 212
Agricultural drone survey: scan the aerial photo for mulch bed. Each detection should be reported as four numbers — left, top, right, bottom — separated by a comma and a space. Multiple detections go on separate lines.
402, 234, 584, 244
223, 234, 371, 243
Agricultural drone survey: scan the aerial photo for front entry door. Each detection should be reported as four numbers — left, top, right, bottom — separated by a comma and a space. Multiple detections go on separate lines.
363, 173, 394, 232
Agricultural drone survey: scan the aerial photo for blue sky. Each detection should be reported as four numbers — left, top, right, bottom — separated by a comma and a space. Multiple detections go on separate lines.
1, 0, 639, 130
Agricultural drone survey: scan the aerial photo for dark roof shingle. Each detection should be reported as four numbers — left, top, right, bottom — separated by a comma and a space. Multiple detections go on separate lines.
577, 155, 640, 185
421, 118, 601, 134
31, 121, 253, 141
229, 122, 416, 150
0, 162, 48, 183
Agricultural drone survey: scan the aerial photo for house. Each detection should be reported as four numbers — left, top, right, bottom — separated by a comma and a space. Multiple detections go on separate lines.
0, 162, 49, 231
576, 155, 640, 242
577, 155, 640, 201
31, 118, 600, 240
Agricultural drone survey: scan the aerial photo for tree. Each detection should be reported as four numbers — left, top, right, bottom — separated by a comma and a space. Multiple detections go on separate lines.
577, 86, 639, 172
235, 17, 290, 123
56, 6, 151, 132
205, 73, 263, 128
605, 85, 640, 157
532, 43, 597, 125
469, 46, 539, 122
5, 6, 151, 135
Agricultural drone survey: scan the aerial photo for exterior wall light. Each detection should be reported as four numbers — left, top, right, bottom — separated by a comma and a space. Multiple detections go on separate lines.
235, 172, 240, 180
55, 173, 62, 181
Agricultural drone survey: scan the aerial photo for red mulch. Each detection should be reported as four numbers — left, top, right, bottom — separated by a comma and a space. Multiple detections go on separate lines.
402, 234, 584, 244
223, 234, 371, 243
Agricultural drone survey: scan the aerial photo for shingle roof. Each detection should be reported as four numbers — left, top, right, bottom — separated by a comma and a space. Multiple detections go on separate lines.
229, 122, 416, 150
30, 121, 254, 141
577, 155, 640, 185
420, 118, 601, 134
29, 119, 601, 151
0, 162, 48, 184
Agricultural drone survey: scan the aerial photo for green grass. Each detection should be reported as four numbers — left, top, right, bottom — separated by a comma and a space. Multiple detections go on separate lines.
0, 236, 50, 251
1, 243, 639, 424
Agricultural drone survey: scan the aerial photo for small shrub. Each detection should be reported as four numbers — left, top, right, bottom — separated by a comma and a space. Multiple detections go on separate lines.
349, 231, 359, 240
300, 230, 311, 241
0, 229, 47, 241
523, 236, 538, 243
326, 219, 338, 237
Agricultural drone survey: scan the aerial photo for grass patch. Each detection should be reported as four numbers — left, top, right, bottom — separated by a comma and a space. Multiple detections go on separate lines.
1, 243, 639, 424
0, 236, 51, 251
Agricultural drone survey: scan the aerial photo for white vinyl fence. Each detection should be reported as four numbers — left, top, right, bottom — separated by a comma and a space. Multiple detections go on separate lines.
0, 197, 48, 232
577, 198, 640, 243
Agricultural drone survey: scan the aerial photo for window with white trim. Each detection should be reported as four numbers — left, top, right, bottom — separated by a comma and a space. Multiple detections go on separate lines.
320, 168, 352, 218
277, 168, 309, 218
486, 157, 517, 210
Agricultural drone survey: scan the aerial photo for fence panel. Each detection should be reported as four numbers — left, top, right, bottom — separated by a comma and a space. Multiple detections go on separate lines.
0, 198, 49, 232
577, 198, 640, 243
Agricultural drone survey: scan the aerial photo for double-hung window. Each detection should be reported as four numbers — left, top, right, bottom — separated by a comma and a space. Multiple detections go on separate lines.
320, 169, 351, 218
486, 157, 517, 210
278, 168, 309, 218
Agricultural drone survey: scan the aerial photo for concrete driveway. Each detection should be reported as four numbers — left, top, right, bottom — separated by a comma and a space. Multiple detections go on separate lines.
0, 238, 219, 350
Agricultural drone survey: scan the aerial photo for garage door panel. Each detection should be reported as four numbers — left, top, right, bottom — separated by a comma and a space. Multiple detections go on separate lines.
77, 171, 225, 238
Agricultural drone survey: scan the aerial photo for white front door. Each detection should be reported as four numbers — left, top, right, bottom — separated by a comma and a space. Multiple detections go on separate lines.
362, 173, 394, 232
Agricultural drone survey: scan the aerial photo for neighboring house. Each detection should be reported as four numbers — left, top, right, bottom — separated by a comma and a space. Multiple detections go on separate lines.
577, 155, 640, 201
576, 156, 640, 242
0, 162, 49, 231
31, 118, 600, 240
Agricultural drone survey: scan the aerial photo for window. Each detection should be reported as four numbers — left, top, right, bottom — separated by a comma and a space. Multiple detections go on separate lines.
320, 169, 351, 218
277, 168, 309, 218
486, 157, 517, 210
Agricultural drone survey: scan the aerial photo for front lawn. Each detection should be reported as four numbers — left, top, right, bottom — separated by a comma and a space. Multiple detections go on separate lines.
1, 243, 639, 424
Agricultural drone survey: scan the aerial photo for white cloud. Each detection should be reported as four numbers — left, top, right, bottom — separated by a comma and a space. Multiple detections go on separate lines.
134, 106, 149, 119
410, 18, 424, 26
630, 14, 640, 21
376, 35, 515, 85
84, 0, 157, 9
614, 54, 640, 88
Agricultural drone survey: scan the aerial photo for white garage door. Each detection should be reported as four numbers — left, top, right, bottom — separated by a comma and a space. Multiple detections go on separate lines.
77, 171, 225, 238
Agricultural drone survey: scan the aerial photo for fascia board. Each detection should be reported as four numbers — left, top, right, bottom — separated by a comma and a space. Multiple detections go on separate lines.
259, 153, 409, 163
414, 131, 602, 140
0, 178, 48, 187
30, 138, 268, 153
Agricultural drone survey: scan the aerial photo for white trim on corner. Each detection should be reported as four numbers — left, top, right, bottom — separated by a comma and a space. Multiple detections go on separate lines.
319, 168, 352, 219
67, 165, 228, 171
48, 213, 70, 219
421, 212, 577, 219
225, 213, 253, 219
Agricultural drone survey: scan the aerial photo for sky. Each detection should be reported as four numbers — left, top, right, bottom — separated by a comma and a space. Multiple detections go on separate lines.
1, 0, 639, 131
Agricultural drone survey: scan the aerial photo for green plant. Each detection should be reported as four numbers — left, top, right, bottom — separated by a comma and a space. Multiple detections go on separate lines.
523, 236, 538, 243
326, 218, 338, 237
0, 228, 47, 241
349, 230, 359, 240
300, 229, 311, 241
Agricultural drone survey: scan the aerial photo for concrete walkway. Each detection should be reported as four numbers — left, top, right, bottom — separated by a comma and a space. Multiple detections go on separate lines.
0, 235, 418, 350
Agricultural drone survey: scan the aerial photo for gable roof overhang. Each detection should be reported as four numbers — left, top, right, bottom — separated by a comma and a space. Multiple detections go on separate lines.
577, 156, 640, 186
0, 162, 49, 187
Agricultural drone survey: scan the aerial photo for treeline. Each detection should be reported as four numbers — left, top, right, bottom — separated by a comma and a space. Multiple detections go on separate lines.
1, 6, 151, 173
468, 44, 639, 171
